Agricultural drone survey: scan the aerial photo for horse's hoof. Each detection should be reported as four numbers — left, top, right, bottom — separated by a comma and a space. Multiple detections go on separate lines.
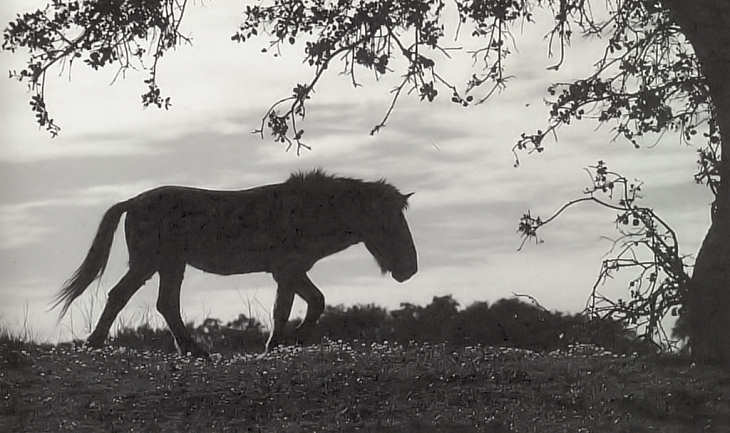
294, 332, 317, 346
86, 336, 105, 348
292, 325, 318, 346
188, 349, 210, 360
178, 344, 210, 359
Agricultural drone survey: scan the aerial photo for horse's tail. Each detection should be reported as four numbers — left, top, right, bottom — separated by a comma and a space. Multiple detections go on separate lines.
52, 200, 130, 319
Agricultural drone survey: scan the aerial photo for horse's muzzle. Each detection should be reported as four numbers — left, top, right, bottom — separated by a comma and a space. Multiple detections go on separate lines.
392, 267, 416, 283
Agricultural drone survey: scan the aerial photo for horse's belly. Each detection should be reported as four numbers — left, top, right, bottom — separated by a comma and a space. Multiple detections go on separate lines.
180, 224, 279, 275
186, 252, 270, 275
178, 225, 357, 276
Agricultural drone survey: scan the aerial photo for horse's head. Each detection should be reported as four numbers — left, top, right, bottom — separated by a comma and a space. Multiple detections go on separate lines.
363, 192, 417, 283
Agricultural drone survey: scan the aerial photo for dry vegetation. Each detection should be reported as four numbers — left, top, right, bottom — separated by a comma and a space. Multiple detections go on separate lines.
2, 335, 729, 433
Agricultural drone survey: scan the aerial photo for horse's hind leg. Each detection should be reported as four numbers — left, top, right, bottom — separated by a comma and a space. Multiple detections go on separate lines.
292, 275, 325, 345
156, 261, 208, 358
87, 265, 155, 347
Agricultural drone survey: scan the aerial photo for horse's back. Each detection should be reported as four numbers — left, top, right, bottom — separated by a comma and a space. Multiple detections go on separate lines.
122, 185, 280, 266
120, 180, 365, 274
126, 184, 285, 219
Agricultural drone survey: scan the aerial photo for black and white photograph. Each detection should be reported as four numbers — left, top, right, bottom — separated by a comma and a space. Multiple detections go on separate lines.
1, 0, 728, 431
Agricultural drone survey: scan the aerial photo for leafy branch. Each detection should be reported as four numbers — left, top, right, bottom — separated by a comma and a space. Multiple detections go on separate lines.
236, 0, 721, 184
514, 1, 718, 195
234, 0, 474, 153
518, 161, 691, 350
3, 0, 190, 136
4, 1, 720, 188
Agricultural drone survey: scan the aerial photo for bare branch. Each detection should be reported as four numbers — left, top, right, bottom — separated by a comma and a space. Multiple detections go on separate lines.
519, 161, 691, 349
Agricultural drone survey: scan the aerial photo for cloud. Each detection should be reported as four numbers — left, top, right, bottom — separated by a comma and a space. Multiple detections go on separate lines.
0, 136, 167, 164
0, 201, 55, 250
0, 180, 160, 250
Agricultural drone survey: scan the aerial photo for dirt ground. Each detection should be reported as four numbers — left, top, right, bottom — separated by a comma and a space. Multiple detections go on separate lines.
2, 340, 729, 432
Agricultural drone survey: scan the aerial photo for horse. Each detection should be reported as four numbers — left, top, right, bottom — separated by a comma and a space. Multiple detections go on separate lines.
53, 169, 417, 356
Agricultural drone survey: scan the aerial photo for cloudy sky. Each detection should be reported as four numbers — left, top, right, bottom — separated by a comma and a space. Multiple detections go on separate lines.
0, 1, 714, 342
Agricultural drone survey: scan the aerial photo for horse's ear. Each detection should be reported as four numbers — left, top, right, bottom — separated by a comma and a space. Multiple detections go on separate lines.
401, 192, 414, 209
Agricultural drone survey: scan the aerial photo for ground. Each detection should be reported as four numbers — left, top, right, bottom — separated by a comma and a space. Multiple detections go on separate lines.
1, 340, 729, 432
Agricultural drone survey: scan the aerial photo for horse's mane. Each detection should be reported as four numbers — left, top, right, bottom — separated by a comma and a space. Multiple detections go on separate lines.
285, 169, 408, 210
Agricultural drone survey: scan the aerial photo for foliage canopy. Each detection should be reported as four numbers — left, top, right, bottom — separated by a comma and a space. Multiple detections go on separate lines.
2, 0, 720, 185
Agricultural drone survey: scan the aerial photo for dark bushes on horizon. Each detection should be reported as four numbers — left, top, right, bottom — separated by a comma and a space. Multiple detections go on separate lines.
108, 296, 653, 355
316, 296, 649, 354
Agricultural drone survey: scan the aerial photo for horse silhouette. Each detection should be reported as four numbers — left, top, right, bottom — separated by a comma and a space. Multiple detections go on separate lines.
53, 170, 417, 356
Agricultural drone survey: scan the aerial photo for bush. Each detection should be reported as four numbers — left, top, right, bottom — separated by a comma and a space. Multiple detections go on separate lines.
316, 304, 390, 342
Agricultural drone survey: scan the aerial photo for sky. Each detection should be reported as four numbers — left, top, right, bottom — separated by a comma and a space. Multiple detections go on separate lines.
0, 1, 714, 342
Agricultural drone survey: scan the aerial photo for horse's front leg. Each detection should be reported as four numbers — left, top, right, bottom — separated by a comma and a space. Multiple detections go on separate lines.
265, 274, 295, 353
292, 274, 325, 345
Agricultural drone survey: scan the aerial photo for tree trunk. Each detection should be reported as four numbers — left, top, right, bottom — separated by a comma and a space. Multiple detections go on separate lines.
665, 0, 730, 366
